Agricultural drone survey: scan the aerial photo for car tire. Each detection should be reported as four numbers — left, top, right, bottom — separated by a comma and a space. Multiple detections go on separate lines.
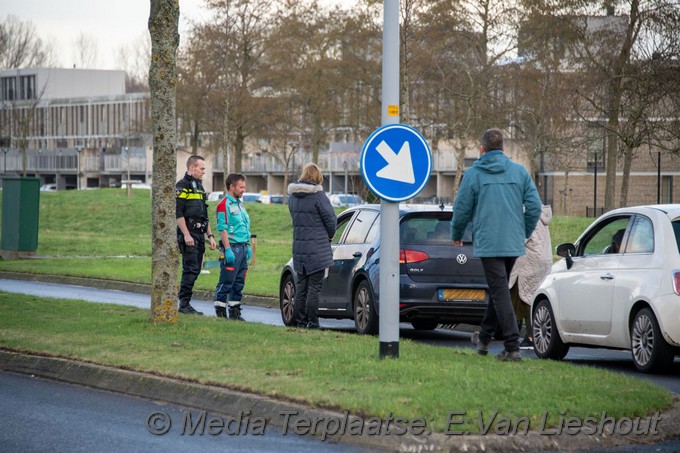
353, 280, 378, 335
631, 308, 675, 373
532, 299, 569, 360
279, 273, 296, 327
411, 320, 439, 331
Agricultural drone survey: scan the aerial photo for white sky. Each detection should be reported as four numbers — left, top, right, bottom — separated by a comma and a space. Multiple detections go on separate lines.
2, 0, 355, 70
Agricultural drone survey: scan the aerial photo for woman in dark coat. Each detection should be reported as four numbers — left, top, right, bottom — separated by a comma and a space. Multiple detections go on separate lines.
287, 163, 337, 328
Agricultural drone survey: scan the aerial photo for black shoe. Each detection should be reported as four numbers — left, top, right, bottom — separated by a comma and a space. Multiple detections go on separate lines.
179, 304, 203, 315
496, 350, 522, 362
471, 331, 489, 356
306, 323, 320, 330
228, 306, 245, 321
519, 337, 534, 350
215, 305, 227, 318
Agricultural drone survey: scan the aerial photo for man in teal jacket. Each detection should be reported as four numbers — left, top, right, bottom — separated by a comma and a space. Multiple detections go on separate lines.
451, 128, 541, 361
214, 173, 252, 320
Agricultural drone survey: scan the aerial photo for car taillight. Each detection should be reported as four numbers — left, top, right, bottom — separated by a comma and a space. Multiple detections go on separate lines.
673, 271, 680, 295
400, 249, 429, 264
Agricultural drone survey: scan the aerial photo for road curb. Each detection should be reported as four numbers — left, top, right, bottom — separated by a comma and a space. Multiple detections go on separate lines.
0, 271, 277, 308
1, 349, 679, 452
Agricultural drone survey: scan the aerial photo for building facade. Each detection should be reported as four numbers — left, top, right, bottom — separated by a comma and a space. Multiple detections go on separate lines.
1, 67, 678, 215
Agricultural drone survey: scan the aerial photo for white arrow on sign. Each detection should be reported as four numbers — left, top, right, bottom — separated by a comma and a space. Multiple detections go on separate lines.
375, 140, 415, 184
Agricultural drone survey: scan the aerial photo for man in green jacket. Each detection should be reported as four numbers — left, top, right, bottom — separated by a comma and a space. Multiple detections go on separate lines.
451, 128, 541, 361
213, 173, 252, 320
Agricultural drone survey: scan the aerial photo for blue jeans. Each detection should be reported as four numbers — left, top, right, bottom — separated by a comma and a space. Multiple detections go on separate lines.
293, 270, 325, 327
214, 243, 248, 304
479, 257, 520, 352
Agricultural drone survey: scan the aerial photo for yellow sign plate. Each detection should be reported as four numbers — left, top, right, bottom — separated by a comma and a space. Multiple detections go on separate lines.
387, 105, 399, 116
441, 289, 486, 301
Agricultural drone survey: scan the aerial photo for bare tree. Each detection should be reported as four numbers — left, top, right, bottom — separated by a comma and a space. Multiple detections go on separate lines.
565, 0, 680, 210
116, 32, 151, 92
72, 32, 99, 68
198, 0, 271, 172
0, 15, 55, 69
148, 0, 180, 324
177, 30, 220, 156
265, 0, 349, 164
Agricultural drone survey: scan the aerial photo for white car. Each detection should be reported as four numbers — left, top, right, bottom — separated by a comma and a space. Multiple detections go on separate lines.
328, 193, 364, 207
209, 191, 260, 202
532, 204, 680, 373
258, 194, 284, 204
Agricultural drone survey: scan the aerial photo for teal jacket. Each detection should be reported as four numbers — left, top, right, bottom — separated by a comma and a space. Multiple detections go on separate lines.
216, 193, 251, 244
451, 150, 541, 258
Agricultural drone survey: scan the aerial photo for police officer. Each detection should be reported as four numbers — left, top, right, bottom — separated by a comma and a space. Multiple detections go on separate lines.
176, 155, 217, 314
214, 173, 252, 320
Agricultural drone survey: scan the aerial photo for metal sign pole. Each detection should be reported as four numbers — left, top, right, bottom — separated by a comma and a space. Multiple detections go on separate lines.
379, 0, 400, 359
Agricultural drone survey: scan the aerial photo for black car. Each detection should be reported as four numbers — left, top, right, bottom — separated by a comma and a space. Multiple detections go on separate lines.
279, 204, 489, 334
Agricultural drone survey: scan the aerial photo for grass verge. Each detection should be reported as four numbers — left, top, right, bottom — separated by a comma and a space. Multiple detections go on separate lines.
0, 292, 671, 434
0, 189, 594, 297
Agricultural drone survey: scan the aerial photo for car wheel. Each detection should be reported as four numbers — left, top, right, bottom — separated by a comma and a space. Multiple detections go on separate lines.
279, 273, 296, 326
353, 280, 378, 335
411, 320, 439, 331
532, 299, 569, 360
631, 308, 675, 373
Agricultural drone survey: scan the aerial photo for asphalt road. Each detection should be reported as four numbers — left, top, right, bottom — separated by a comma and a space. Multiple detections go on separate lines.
2, 278, 680, 452
1, 278, 677, 394
0, 371, 373, 453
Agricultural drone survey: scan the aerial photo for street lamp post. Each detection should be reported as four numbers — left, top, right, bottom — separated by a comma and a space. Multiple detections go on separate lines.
2, 148, 8, 175
124, 146, 132, 197
593, 147, 598, 217
343, 160, 348, 195
75, 145, 84, 190
657, 150, 661, 204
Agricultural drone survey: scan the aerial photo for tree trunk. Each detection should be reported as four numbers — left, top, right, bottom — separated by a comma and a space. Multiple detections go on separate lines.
451, 144, 466, 202
148, 0, 180, 324
234, 125, 244, 172
619, 144, 634, 207
604, 93, 620, 211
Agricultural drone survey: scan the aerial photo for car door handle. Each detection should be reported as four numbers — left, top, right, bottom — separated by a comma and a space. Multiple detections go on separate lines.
353, 252, 363, 259
600, 273, 615, 280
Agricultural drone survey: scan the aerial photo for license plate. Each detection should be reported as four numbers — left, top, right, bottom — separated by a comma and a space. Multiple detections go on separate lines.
439, 288, 486, 302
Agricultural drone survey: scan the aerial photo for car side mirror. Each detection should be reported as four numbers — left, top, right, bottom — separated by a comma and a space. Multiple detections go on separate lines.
556, 243, 576, 270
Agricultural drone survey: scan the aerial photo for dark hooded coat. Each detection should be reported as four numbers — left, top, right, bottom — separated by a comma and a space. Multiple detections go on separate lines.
287, 181, 337, 274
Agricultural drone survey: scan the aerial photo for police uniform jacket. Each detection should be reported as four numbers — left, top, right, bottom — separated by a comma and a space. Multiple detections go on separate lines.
176, 172, 209, 233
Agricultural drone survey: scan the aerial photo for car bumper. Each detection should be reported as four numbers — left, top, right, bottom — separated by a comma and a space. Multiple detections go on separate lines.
398, 282, 488, 324
655, 294, 680, 347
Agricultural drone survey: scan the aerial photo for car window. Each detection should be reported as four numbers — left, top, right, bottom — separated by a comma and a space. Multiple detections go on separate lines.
332, 214, 353, 244
581, 217, 631, 256
364, 214, 380, 243
672, 220, 680, 254
627, 215, 654, 253
399, 215, 470, 245
344, 210, 379, 244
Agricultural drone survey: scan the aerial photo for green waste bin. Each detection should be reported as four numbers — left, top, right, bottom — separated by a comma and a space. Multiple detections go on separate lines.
1, 176, 40, 253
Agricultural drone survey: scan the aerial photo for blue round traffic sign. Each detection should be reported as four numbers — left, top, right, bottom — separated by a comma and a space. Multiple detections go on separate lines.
360, 124, 432, 202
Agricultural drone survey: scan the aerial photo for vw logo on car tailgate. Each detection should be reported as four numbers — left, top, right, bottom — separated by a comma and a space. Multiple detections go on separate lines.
456, 254, 468, 264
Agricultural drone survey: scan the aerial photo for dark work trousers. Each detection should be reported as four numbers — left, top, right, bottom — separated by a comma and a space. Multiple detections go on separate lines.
178, 231, 205, 305
293, 270, 325, 327
214, 243, 248, 304
479, 257, 520, 352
